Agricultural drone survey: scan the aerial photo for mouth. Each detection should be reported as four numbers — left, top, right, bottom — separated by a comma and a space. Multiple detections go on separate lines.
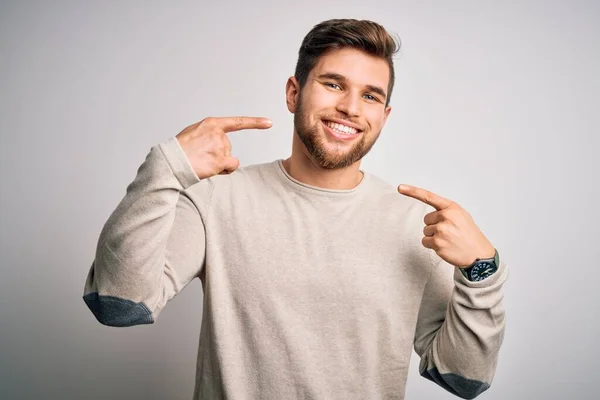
321, 119, 362, 141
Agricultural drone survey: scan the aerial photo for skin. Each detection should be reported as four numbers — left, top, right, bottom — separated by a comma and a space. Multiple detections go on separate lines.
282, 48, 392, 189
175, 46, 495, 268
398, 185, 496, 267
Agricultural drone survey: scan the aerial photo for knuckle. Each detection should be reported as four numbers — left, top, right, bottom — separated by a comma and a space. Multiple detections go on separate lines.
447, 209, 461, 223
435, 223, 446, 235
200, 117, 219, 131
221, 140, 231, 153
449, 204, 461, 216
439, 210, 451, 221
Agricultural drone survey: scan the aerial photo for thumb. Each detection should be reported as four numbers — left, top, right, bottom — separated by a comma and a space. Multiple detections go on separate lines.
220, 156, 240, 174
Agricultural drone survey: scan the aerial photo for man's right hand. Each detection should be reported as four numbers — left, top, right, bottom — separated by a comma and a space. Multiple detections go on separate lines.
175, 116, 273, 179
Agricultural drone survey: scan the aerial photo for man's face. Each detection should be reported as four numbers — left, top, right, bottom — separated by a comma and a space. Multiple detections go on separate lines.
289, 47, 392, 169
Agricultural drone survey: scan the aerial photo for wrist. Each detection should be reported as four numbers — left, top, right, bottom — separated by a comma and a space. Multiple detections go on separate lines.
459, 249, 499, 282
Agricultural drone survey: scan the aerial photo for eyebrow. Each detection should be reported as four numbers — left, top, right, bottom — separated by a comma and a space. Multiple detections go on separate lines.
316, 72, 388, 100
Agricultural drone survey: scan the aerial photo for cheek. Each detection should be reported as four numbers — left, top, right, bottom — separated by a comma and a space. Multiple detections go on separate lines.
365, 109, 386, 129
309, 88, 339, 110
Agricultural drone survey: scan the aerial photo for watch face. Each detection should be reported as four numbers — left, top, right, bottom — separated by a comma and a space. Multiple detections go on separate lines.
470, 262, 496, 281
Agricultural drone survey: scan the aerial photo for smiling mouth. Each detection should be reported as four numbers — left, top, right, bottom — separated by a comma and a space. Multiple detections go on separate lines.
322, 120, 361, 135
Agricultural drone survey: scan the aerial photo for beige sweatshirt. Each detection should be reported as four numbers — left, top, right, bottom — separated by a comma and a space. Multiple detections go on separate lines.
83, 136, 508, 400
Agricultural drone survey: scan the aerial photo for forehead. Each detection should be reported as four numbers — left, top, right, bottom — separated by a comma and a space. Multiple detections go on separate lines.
311, 47, 390, 90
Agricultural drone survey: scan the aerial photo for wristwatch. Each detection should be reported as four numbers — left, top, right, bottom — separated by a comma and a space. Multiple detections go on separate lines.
460, 249, 499, 282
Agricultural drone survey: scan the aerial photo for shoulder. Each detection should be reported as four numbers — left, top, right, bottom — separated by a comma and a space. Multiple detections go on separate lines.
362, 172, 436, 272
363, 172, 433, 222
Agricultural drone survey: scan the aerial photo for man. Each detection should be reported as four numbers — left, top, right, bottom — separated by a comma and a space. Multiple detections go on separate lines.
83, 18, 507, 400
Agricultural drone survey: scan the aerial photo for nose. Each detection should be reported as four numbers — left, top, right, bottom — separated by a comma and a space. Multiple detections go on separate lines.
336, 91, 361, 117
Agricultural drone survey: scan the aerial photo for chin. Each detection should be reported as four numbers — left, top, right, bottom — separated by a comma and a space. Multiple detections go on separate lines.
295, 120, 369, 169
311, 148, 362, 170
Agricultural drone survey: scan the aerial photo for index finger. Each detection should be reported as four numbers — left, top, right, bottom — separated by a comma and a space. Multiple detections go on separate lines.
397, 184, 453, 210
215, 116, 273, 133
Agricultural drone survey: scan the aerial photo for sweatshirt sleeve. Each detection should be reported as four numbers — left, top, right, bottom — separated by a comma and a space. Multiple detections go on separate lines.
82, 137, 211, 327
413, 249, 509, 399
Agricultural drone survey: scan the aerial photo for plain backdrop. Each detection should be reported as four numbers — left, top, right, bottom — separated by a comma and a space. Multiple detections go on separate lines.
1, 1, 598, 399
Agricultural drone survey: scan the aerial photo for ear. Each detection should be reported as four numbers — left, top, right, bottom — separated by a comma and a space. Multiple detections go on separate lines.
285, 76, 300, 113
382, 105, 392, 125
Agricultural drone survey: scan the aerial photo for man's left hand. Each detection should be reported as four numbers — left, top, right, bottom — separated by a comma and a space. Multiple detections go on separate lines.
397, 184, 495, 268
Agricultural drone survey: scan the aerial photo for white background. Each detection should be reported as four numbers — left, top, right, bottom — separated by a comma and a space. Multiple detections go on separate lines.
1, 1, 598, 399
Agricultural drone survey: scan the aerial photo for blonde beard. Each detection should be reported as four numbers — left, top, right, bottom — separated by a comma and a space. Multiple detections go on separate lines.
293, 95, 379, 169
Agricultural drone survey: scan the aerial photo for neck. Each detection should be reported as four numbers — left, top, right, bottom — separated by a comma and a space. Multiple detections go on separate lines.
281, 134, 364, 190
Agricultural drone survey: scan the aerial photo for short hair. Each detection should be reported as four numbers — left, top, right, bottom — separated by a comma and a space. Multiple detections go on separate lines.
294, 19, 401, 107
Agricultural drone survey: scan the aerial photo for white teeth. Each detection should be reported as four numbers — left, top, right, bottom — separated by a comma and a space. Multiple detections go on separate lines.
325, 121, 358, 135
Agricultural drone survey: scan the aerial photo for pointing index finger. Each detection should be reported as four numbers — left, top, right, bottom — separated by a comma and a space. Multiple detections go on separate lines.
216, 116, 273, 133
397, 184, 452, 210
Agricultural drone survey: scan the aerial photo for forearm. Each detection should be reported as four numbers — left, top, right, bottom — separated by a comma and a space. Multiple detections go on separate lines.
83, 137, 205, 326
415, 254, 508, 399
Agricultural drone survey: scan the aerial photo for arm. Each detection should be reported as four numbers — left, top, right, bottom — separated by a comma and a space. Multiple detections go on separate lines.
82, 137, 209, 327
413, 251, 508, 399
83, 116, 271, 327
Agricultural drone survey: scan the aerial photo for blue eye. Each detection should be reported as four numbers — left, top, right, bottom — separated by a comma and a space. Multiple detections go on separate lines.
325, 82, 341, 90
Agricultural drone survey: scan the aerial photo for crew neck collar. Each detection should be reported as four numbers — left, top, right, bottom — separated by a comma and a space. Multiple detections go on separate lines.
273, 159, 370, 197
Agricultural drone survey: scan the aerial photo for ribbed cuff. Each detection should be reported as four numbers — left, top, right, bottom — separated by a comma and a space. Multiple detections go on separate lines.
158, 136, 201, 190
